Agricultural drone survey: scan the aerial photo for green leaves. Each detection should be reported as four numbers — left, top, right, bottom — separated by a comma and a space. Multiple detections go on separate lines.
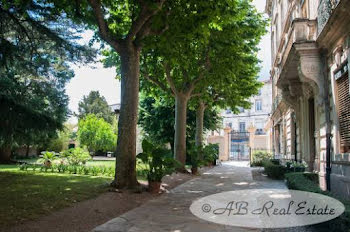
137, 139, 177, 182
78, 114, 117, 153
77, 91, 115, 124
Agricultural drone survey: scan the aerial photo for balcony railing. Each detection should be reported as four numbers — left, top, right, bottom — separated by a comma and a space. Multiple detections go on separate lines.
230, 131, 249, 141
317, 0, 341, 35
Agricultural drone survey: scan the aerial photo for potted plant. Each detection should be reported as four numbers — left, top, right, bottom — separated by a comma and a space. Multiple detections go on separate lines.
286, 161, 292, 171
187, 145, 201, 175
137, 140, 180, 194
39, 151, 56, 168
291, 161, 306, 172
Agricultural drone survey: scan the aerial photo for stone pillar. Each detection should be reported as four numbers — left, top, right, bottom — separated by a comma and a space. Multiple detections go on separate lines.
247, 125, 256, 150
223, 127, 231, 161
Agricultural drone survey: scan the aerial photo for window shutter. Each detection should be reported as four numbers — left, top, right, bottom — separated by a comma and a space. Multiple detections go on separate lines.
348, 53, 350, 94
336, 67, 350, 152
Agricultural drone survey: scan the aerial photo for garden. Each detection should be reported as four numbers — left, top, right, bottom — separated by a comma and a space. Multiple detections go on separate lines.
0, 140, 219, 227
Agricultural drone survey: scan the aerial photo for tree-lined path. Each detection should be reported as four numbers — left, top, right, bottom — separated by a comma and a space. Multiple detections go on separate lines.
93, 162, 316, 232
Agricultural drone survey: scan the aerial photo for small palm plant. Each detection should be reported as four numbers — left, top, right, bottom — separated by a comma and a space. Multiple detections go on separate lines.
39, 152, 56, 168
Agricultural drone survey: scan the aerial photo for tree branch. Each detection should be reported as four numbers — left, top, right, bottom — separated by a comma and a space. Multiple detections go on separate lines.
186, 50, 211, 94
87, 0, 122, 52
142, 72, 174, 96
163, 63, 177, 94
190, 92, 202, 98
128, 0, 166, 42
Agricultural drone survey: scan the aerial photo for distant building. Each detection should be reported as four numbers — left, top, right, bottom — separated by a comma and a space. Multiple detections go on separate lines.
207, 80, 273, 161
109, 103, 121, 117
223, 79, 272, 135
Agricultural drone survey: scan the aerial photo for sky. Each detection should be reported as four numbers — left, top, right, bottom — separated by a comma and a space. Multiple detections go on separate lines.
65, 1, 271, 122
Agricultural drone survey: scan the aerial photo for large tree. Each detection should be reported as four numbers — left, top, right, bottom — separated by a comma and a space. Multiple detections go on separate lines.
58, 0, 175, 189
138, 94, 220, 153
78, 91, 114, 124
141, 0, 266, 166
0, 0, 93, 162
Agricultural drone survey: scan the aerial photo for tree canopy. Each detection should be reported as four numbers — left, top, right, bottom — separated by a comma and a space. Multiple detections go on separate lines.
78, 114, 117, 153
140, 0, 267, 165
0, 0, 94, 162
138, 95, 221, 150
78, 91, 115, 124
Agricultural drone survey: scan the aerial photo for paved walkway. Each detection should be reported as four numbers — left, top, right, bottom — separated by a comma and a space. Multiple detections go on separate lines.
93, 162, 315, 232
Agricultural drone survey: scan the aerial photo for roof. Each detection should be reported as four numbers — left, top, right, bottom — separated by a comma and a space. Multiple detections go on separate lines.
109, 103, 121, 112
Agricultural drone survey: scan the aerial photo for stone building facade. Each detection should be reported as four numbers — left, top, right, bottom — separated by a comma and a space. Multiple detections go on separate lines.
265, 0, 350, 199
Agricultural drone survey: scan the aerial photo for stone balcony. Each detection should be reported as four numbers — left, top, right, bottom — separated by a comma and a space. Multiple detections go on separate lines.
277, 19, 317, 82
317, 0, 350, 49
270, 18, 321, 112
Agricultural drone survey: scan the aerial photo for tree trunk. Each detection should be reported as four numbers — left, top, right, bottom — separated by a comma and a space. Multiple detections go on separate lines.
0, 146, 12, 163
26, 145, 30, 158
195, 101, 206, 148
174, 93, 189, 167
112, 44, 140, 189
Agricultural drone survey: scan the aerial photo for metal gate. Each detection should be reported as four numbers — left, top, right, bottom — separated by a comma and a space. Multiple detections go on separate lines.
229, 131, 250, 160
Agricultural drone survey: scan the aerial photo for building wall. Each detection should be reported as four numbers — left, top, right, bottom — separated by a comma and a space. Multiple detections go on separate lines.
266, 0, 350, 198
207, 136, 227, 161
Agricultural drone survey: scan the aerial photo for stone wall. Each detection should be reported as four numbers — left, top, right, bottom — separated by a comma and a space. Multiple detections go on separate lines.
207, 136, 228, 161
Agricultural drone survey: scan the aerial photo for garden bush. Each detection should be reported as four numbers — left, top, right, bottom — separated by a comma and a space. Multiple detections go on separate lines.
251, 151, 273, 167
285, 172, 321, 193
285, 172, 350, 231
203, 144, 219, 166
18, 163, 115, 177
61, 148, 91, 165
262, 160, 286, 179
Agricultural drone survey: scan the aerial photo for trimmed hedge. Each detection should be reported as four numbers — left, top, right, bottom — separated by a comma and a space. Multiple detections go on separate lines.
285, 172, 322, 193
262, 160, 286, 179
285, 172, 350, 232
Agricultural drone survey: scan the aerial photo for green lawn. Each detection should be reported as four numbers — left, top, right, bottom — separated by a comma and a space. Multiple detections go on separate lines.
0, 169, 111, 227
86, 160, 115, 168
0, 159, 146, 227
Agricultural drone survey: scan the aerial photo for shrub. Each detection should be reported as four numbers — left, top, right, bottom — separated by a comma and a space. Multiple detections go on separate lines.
270, 159, 280, 165
251, 160, 264, 167
203, 144, 219, 166
61, 148, 91, 165
251, 151, 273, 167
263, 160, 286, 179
137, 139, 180, 182
285, 172, 350, 231
187, 145, 201, 169
17, 162, 115, 177
285, 172, 322, 193
252, 150, 272, 162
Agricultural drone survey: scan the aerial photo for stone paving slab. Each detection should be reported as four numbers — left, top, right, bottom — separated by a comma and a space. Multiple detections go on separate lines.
93, 162, 317, 232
